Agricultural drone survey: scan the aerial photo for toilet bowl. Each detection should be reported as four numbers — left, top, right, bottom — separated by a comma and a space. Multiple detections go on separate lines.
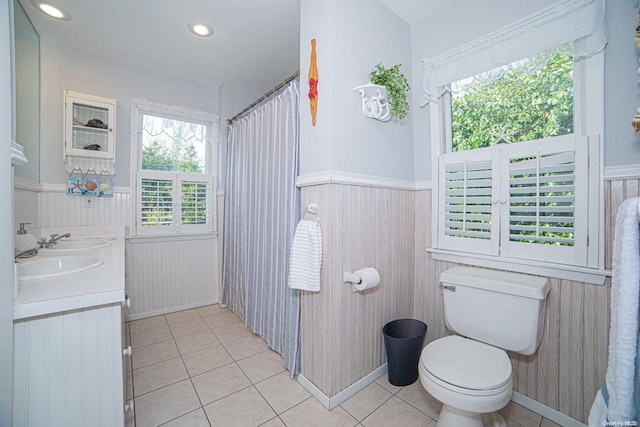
419, 267, 550, 427
419, 335, 512, 427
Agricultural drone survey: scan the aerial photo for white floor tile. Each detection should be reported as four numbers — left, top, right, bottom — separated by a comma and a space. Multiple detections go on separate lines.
182, 344, 233, 376
133, 356, 188, 397
159, 408, 210, 427
204, 386, 276, 427
134, 379, 201, 427
192, 363, 251, 405
255, 371, 311, 414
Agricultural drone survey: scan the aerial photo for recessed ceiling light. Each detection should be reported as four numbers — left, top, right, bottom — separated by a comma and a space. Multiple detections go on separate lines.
188, 23, 214, 37
30, 1, 71, 20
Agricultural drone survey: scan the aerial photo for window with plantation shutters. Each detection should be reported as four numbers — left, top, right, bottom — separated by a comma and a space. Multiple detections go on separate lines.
437, 135, 596, 267
427, 6, 606, 281
131, 99, 218, 236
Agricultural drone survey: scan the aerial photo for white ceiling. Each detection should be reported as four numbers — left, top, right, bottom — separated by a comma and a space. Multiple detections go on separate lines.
379, 0, 454, 25
17, 0, 447, 94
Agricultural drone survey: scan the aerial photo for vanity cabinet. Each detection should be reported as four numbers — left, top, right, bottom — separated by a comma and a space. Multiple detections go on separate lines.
13, 302, 129, 427
64, 90, 116, 162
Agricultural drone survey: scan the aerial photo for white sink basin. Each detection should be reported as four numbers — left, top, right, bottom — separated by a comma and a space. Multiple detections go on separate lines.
40, 238, 111, 254
18, 256, 104, 281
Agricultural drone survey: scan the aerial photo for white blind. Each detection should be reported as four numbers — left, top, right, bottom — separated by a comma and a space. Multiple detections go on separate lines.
508, 150, 576, 246
443, 160, 493, 240
438, 147, 500, 255
500, 135, 588, 266
181, 178, 211, 226
137, 171, 213, 234
437, 135, 591, 266
140, 176, 173, 227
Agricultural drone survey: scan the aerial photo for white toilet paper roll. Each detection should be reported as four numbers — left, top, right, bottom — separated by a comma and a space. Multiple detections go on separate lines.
352, 267, 380, 292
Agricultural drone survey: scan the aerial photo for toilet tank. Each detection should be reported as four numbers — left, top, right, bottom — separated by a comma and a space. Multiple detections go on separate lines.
439, 266, 550, 355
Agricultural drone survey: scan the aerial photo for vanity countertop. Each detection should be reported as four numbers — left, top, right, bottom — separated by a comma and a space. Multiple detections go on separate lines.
13, 226, 126, 320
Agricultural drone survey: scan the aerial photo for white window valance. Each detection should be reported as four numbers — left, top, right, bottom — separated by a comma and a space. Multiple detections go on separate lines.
420, 0, 608, 106
130, 98, 220, 145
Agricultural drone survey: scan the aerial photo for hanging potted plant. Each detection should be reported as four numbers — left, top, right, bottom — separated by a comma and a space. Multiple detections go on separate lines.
369, 63, 410, 120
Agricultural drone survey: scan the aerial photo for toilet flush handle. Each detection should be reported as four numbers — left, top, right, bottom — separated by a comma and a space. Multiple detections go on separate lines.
441, 284, 456, 292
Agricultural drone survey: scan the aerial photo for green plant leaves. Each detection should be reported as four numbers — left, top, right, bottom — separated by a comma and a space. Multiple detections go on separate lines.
369, 63, 410, 120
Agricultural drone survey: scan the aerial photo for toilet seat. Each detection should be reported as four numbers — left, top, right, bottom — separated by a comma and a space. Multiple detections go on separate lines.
420, 335, 512, 395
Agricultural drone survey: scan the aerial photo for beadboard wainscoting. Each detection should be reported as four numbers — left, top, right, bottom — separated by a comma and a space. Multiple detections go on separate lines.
13, 184, 220, 320
126, 235, 218, 319
299, 183, 416, 400
38, 186, 131, 229
413, 179, 640, 424
13, 303, 125, 427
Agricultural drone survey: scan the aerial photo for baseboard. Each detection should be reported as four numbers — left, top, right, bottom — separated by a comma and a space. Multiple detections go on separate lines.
511, 391, 586, 427
296, 369, 585, 426
297, 364, 388, 410
125, 299, 218, 321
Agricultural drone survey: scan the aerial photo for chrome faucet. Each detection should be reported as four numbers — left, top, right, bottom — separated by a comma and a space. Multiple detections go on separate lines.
15, 247, 38, 260
39, 233, 71, 248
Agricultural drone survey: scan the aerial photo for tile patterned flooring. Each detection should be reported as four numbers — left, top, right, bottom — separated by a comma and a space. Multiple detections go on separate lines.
125, 304, 563, 427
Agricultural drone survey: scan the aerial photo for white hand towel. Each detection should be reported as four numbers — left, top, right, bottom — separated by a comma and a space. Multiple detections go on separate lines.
589, 197, 640, 425
288, 219, 323, 292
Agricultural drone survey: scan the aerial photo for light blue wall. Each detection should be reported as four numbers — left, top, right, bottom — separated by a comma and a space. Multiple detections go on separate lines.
604, 0, 640, 167
39, 38, 221, 186
300, 0, 414, 181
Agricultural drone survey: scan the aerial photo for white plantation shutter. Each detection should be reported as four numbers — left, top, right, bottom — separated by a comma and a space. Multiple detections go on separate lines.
138, 171, 175, 234
179, 174, 213, 233
500, 135, 588, 265
438, 146, 500, 255
137, 171, 213, 234
436, 135, 593, 267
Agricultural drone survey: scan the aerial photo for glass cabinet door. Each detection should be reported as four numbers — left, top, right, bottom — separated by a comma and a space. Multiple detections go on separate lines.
64, 90, 116, 160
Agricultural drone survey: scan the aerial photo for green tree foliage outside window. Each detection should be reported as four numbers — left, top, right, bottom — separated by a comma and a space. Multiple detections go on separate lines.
451, 52, 573, 152
140, 115, 209, 227
141, 118, 205, 173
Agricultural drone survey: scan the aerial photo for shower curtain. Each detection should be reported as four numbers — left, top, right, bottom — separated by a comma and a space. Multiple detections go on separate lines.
222, 80, 301, 376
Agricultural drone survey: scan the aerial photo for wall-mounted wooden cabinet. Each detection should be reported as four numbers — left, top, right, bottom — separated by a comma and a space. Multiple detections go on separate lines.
64, 90, 116, 161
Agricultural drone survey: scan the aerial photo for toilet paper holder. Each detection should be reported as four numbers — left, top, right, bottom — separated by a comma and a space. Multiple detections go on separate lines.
343, 267, 380, 293
343, 271, 362, 285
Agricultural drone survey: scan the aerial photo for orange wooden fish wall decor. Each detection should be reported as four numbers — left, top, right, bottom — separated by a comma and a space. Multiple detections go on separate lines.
308, 39, 318, 126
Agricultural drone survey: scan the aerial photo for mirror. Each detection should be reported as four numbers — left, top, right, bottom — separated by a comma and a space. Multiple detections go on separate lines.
13, 0, 40, 182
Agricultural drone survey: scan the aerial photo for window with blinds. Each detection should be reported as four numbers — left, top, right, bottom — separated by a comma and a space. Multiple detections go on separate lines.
437, 135, 593, 267
132, 101, 216, 236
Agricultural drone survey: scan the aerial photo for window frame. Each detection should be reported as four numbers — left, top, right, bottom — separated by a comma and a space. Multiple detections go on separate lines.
429, 52, 606, 285
130, 99, 219, 237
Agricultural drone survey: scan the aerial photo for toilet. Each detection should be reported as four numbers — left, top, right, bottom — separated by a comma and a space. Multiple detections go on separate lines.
419, 266, 550, 427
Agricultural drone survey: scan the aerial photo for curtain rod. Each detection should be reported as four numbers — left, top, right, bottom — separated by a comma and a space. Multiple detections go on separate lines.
227, 70, 300, 125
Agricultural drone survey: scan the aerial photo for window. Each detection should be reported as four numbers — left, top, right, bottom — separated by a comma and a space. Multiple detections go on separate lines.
450, 50, 574, 152
131, 100, 218, 235
423, 0, 607, 280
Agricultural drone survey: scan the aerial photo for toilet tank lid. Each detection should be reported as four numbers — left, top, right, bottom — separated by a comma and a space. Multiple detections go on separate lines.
440, 266, 550, 299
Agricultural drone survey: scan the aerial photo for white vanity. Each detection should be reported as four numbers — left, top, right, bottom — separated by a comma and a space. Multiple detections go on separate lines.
12, 226, 129, 427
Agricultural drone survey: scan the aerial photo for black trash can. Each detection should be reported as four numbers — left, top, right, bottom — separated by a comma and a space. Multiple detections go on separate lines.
382, 318, 427, 386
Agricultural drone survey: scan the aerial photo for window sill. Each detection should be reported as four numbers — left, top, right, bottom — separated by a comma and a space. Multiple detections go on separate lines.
426, 248, 609, 285
127, 232, 218, 245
